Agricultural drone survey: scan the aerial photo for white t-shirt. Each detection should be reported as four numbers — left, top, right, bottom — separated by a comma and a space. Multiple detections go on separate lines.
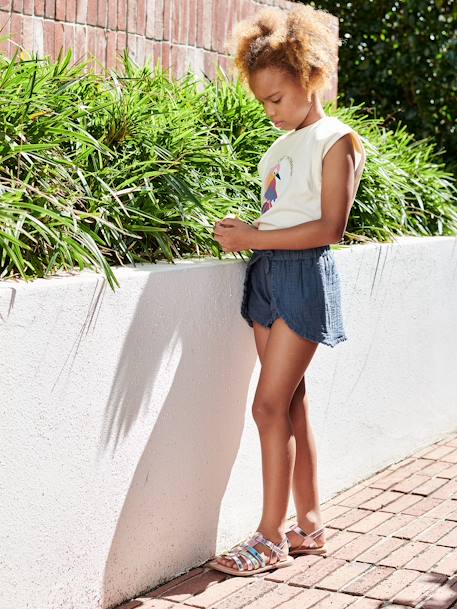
251, 115, 365, 231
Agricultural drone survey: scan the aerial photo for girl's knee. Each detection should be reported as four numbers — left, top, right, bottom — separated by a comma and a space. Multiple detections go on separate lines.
252, 398, 289, 425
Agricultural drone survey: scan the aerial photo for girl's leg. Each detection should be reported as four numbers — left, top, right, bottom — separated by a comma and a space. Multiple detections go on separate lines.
287, 376, 326, 549
215, 317, 318, 569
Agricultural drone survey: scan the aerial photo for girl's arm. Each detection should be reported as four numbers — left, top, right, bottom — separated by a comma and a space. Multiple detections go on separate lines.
251, 133, 366, 251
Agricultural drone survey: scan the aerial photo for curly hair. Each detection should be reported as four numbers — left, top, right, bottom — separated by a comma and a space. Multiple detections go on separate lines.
226, 4, 340, 96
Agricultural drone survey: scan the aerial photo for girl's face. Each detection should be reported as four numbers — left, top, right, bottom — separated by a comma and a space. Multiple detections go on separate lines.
248, 66, 313, 131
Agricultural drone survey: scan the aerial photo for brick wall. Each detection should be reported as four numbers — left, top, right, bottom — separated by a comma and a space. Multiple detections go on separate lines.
0, 0, 338, 99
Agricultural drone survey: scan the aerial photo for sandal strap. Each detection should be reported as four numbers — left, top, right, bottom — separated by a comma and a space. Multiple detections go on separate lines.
248, 531, 288, 560
287, 524, 325, 548
243, 543, 266, 568
221, 551, 245, 571
238, 548, 261, 570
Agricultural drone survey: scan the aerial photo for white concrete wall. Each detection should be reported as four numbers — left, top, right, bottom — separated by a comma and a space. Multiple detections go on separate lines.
1, 235, 457, 609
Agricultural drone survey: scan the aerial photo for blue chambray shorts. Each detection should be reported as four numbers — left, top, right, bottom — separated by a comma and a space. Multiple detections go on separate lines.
240, 246, 347, 347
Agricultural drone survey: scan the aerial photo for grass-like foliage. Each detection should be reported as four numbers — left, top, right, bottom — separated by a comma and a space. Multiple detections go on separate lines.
0, 49, 456, 290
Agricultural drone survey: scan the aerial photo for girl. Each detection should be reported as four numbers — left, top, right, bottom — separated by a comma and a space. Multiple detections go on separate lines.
209, 4, 366, 576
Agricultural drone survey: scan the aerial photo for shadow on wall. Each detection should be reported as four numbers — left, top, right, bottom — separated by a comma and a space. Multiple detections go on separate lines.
98, 265, 257, 606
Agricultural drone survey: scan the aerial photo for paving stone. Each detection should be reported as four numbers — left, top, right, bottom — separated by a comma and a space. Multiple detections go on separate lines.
430, 548, 457, 576
412, 476, 450, 496
327, 508, 374, 530
437, 524, 457, 547
422, 460, 457, 477
421, 445, 457, 460
309, 591, 358, 607
421, 578, 457, 608
315, 561, 372, 592
332, 534, 384, 561
401, 496, 443, 516
379, 492, 425, 513
439, 463, 457, 478
442, 449, 457, 464
415, 520, 457, 543
391, 571, 448, 607
338, 487, 384, 508
263, 554, 322, 583
391, 515, 438, 540
348, 598, 384, 608
275, 588, 331, 608
431, 479, 457, 500
355, 536, 405, 564
363, 568, 422, 601
233, 581, 303, 609
209, 578, 278, 609
172, 572, 248, 607
406, 543, 453, 572
426, 500, 457, 519
378, 540, 430, 568
134, 600, 180, 609
330, 482, 374, 505
390, 473, 431, 493
340, 565, 394, 596
285, 556, 347, 587
322, 504, 354, 522
347, 511, 394, 534
360, 491, 405, 511
369, 513, 416, 536
326, 530, 361, 554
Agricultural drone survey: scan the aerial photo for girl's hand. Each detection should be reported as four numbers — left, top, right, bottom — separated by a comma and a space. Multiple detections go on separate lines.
213, 215, 258, 253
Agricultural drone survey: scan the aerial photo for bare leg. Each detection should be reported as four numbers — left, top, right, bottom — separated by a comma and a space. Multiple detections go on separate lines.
214, 318, 319, 569
287, 376, 326, 549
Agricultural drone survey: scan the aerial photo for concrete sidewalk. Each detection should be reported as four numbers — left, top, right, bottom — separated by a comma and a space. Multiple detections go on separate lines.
117, 432, 457, 609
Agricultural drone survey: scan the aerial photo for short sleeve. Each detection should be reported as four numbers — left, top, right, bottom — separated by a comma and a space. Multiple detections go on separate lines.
322, 126, 364, 173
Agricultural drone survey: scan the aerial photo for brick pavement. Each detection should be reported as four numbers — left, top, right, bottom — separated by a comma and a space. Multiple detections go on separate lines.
116, 432, 457, 609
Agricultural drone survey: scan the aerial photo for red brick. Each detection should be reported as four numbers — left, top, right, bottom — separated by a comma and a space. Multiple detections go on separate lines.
97, 0, 107, 27
442, 449, 457, 463
355, 537, 405, 564
74, 23, 86, 62
174, 572, 249, 607
347, 510, 394, 534
332, 534, 384, 561
56, 0, 66, 20
364, 568, 422, 601
63, 0, 75, 24
209, 579, 280, 609
426, 500, 457, 519
43, 18, 54, 55
330, 482, 371, 505
339, 487, 384, 508
118, 0, 126, 31
341, 565, 394, 596
422, 445, 456, 460
196, 0, 211, 49
416, 520, 457, 543
441, 435, 457, 448
13, 0, 23, 11
439, 463, 457, 478
145, 0, 155, 38
162, 0, 170, 40
360, 490, 405, 511
310, 591, 356, 608
137, 0, 146, 36
392, 571, 448, 607
75, 0, 86, 23
154, 0, 164, 40
349, 599, 384, 608
235, 581, 305, 609
179, 0, 188, 44
273, 588, 330, 608
431, 548, 457, 576
325, 530, 360, 554
321, 504, 352, 523
54, 20, 64, 57
421, 579, 457, 608
35, 0, 45, 16
106, 28, 117, 67
264, 554, 322, 584
326, 508, 373, 530
413, 476, 450, 496
188, 0, 196, 46
108, 0, 117, 30
45, 0, 55, 18
391, 516, 438, 540
87, 0, 97, 25
423, 460, 457, 477
390, 473, 431, 493
121, 599, 176, 609
23, 0, 33, 14
437, 524, 457, 547
286, 556, 347, 588
63, 22, 74, 55
315, 561, 372, 592
378, 540, 430, 568
400, 496, 442, 516
406, 543, 453, 572
431, 479, 457, 500
378, 492, 423, 513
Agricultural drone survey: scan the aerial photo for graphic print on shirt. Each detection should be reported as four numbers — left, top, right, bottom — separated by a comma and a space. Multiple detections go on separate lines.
261, 155, 293, 214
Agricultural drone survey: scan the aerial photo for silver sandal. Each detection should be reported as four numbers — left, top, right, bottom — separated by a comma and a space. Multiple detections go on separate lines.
286, 524, 327, 555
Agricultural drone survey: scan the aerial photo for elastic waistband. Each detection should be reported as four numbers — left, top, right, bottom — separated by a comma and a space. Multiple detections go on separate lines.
250, 245, 331, 261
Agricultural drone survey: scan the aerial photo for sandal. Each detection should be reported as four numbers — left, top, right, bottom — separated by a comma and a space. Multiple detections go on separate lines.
286, 523, 327, 556
207, 530, 294, 576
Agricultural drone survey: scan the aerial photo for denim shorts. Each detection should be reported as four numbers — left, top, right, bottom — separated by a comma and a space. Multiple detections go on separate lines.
240, 246, 347, 347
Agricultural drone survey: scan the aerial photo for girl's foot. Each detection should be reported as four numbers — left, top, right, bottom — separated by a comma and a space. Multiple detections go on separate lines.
208, 530, 293, 575
286, 523, 326, 552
